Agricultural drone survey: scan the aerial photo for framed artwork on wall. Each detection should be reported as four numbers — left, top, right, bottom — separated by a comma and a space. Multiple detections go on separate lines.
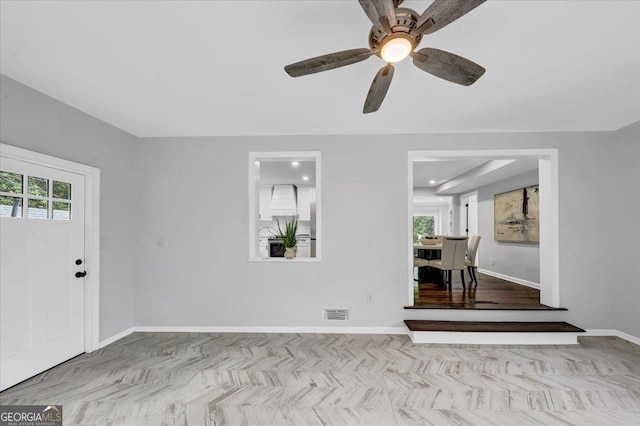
494, 185, 539, 243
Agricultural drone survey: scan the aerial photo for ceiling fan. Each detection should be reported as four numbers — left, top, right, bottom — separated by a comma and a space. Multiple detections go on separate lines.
284, 0, 486, 113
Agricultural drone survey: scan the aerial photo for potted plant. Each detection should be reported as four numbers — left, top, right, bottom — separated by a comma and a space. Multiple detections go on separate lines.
273, 218, 298, 259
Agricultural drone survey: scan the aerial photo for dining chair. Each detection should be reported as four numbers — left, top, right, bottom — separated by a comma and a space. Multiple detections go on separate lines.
427, 236, 468, 290
465, 235, 482, 286
413, 257, 430, 281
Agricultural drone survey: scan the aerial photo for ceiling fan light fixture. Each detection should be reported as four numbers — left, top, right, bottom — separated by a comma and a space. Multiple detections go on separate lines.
380, 36, 412, 63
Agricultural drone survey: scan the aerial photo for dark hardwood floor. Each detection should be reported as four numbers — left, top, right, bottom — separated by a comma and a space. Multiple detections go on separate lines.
407, 270, 565, 310
404, 320, 584, 333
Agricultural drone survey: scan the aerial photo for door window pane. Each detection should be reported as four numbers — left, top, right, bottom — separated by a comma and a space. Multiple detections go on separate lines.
28, 199, 48, 219
0, 171, 23, 194
52, 201, 71, 220
28, 176, 48, 197
0, 196, 23, 217
53, 181, 71, 200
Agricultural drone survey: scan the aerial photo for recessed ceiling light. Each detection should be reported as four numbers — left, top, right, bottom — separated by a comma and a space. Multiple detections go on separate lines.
429, 180, 436, 185
254, 161, 260, 166
291, 161, 300, 167
302, 176, 309, 181
439, 198, 444, 201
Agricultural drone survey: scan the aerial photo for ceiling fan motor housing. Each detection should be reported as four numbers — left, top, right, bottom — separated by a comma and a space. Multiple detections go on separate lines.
368, 8, 422, 56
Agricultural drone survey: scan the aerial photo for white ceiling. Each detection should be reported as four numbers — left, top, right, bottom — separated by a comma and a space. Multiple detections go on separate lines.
259, 160, 316, 185
413, 157, 538, 194
413, 158, 486, 187
1, 1, 639, 137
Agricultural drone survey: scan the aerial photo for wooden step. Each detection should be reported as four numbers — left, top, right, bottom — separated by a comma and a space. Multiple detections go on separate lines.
404, 304, 567, 311
404, 320, 585, 345
405, 320, 584, 332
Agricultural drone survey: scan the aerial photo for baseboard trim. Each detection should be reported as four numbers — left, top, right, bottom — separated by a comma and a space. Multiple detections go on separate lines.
98, 327, 135, 349
584, 329, 640, 345
133, 326, 408, 335
95, 326, 640, 348
478, 268, 540, 290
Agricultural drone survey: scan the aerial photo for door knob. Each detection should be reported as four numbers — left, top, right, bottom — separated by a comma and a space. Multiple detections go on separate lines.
75, 259, 83, 265
75, 271, 87, 278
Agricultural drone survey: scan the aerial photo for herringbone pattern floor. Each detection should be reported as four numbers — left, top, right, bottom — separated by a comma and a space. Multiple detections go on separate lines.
1, 333, 640, 425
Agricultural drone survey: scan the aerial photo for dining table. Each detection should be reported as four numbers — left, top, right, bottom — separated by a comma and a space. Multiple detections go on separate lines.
413, 243, 442, 256
413, 243, 444, 283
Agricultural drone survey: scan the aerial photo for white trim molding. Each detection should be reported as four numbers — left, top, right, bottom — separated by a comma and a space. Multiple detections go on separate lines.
407, 149, 560, 309
96, 326, 640, 348
135, 326, 407, 335
0, 143, 101, 352
584, 329, 640, 346
248, 151, 321, 261
478, 268, 540, 290
98, 327, 136, 348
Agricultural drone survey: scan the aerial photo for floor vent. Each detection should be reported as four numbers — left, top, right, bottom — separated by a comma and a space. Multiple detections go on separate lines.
323, 308, 350, 321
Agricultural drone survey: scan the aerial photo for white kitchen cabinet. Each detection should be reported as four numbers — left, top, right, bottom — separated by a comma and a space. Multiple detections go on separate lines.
297, 237, 310, 258
297, 186, 314, 221
258, 238, 268, 258
259, 185, 272, 221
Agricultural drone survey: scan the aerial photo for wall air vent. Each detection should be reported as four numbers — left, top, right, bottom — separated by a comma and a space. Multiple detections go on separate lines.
323, 308, 350, 321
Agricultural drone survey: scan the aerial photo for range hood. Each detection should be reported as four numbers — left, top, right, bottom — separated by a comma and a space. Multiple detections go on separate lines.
269, 184, 298, 217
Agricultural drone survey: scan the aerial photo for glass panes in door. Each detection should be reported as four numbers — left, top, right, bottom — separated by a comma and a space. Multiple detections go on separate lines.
52, 181, 71, 200
28, 198, 48, 219
52, 180, 71, 221
28, 176, 48, 197
0, 171, 24, 217
52, 201, 71, 220
27, 176, 49, 219
0, 171, 72, 221
0, 196, 22, 217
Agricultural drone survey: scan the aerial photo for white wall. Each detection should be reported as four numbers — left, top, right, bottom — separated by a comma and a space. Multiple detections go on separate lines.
2, 73, 640, 339
0, 75, 137, 340
474, 169, 540, 285
412, 188, 452, 235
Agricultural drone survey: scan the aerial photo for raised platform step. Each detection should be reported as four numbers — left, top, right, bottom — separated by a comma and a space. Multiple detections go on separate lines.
405, 304, 567, 311
405, 320, 584, 333
402, 307, 568, 323
405, 320, 585, 345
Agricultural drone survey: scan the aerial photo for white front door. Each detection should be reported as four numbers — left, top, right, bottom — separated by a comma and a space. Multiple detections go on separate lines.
0, 157, 85, 390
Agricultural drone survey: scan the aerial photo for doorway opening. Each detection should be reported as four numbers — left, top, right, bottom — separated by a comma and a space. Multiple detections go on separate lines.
407, 149, 559, 309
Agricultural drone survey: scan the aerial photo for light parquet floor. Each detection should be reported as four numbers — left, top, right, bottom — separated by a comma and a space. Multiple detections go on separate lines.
1, 333, 640, 425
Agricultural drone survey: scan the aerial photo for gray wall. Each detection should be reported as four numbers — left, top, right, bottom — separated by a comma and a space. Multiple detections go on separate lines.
2, 73, 640, 340
134, 130, 640, 337
603, 121, 640, 337
0, 75, 137, 340
475, 169, 540, 284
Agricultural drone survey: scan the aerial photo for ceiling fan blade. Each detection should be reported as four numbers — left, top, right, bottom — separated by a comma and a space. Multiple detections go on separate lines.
415, 0, 485, 35
363, 64, 394, 114
358, 0, 396, 32
358, 0, 380, 24
284, 49, 374, 77
413, 48, 485, 86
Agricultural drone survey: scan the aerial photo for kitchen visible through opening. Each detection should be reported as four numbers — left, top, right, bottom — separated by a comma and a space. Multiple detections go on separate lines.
248, 152, 321, 261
